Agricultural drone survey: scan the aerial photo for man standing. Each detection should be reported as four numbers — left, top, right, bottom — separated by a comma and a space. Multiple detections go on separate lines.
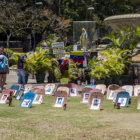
17, 55, 27, 84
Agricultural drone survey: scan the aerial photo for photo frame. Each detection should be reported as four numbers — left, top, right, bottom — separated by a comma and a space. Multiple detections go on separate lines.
68, 83, 79, 97
45, 84, 55, 95
81, 88, 92, 103
54, 97, 64, 107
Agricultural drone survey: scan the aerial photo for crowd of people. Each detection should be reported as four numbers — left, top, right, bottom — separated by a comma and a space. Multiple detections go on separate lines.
0, 47, 27, 92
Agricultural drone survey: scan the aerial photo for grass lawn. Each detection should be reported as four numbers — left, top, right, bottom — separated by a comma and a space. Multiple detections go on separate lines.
0, 95, 140, 140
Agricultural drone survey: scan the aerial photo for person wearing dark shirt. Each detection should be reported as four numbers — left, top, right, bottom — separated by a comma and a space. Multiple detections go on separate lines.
0, 47, 8, 92
17, 55, 27, 84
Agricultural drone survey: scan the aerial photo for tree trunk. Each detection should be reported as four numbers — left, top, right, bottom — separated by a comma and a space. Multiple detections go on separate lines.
58, 0, 61, 16
6, 34, 11, 48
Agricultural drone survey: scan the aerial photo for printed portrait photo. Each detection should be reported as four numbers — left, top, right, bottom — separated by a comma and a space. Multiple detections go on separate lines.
21, 99, 31, 107
45, 87, 52, 94
83, 93, 90, 103
90, 98, 101, 110
54, 97, 64, 107
12, 90, 17, 96
16, 91, 23, 100
0, 94, 8, 104
118, 98, 127, 107
70, 88, 77, 96
109, 91, 114, 99
33, 95, 42, 104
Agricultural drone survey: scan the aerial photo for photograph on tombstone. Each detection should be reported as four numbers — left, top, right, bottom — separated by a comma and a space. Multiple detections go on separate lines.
88, 92, 103, 110
81, 88, 92, 103
69, 88, 77, 97
10, 84, 21, 97
45, 84, 55, 95
68, 83, 79, 97
0, 94, 8, 104
54, 97, 64, 107
107, 84, 120, 100
33, 94, 43, 104
90, 98, 101, 110
16, 90, 24, 100
122, 85, 133, 96
134, 85, 140, 96
115, 92, 130, 107
118, 98, 127, 107
83, 93, 90, 103
21, 99, 31, 108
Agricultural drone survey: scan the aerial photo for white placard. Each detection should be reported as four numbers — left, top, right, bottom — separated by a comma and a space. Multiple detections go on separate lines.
90, 98, 101, 110
118, 98, 127, 107
83, 93, 90, 103
0, 94, 8, 104
52, 42, 64, 48
21, 99, 31, 107
73, 45, 77, 51
69, 88, 77, 97
33, 95, 43, 104
54, 97, 64, 107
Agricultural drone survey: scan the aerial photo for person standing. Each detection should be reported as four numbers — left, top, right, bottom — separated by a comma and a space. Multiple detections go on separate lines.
0, 47, 8, 92
17, 54, 27, 84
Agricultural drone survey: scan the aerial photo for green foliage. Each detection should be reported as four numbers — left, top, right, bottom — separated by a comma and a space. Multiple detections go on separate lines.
89, 48, 130, 80
25, 50, 51, 74
104, 27, 140, 51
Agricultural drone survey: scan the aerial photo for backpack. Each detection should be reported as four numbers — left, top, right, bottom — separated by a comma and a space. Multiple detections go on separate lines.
0, 55, 7, 73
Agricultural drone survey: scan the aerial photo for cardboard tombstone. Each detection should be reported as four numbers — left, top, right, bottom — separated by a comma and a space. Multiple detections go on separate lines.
85, 85, 95, 90
54, 91, 67, 107
68, 83, 79, 97
122, 85, 133, 96
137, 93, 140, 109
113, 88, 126, 103
10, 84, 22, 97
107, 84, 120, 100
20, 92, 35, 108
89, 89, 101, 94
45, 84, 55, 95
134, 85, 140, 96
88, 92, 104, 110
0, 89, 12, 104
81, 88, 92, 103
32, 88, 45, 104
24, 84, 32, 94
95, 84, 106, 94
57, 86, 69, 96
115, 91, 130, 107
16, 85, 25, 100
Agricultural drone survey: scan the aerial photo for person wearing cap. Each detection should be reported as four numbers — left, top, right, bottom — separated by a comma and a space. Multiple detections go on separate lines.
17, 54, 27, 84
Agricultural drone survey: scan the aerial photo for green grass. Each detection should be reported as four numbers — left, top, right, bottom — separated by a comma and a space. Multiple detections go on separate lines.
0, 95, 140, 140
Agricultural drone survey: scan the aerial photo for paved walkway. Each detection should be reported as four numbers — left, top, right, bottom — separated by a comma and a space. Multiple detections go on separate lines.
6, 71, 85, 90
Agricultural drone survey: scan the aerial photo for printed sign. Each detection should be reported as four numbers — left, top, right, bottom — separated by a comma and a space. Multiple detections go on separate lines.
52, 42, 65, 54
54, 97, 64, 107
115, 91, 130, 107
33, 94, 43, 104
20, 92, 35, 108
0, 94, 9, 104
90, 98, 101, 110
